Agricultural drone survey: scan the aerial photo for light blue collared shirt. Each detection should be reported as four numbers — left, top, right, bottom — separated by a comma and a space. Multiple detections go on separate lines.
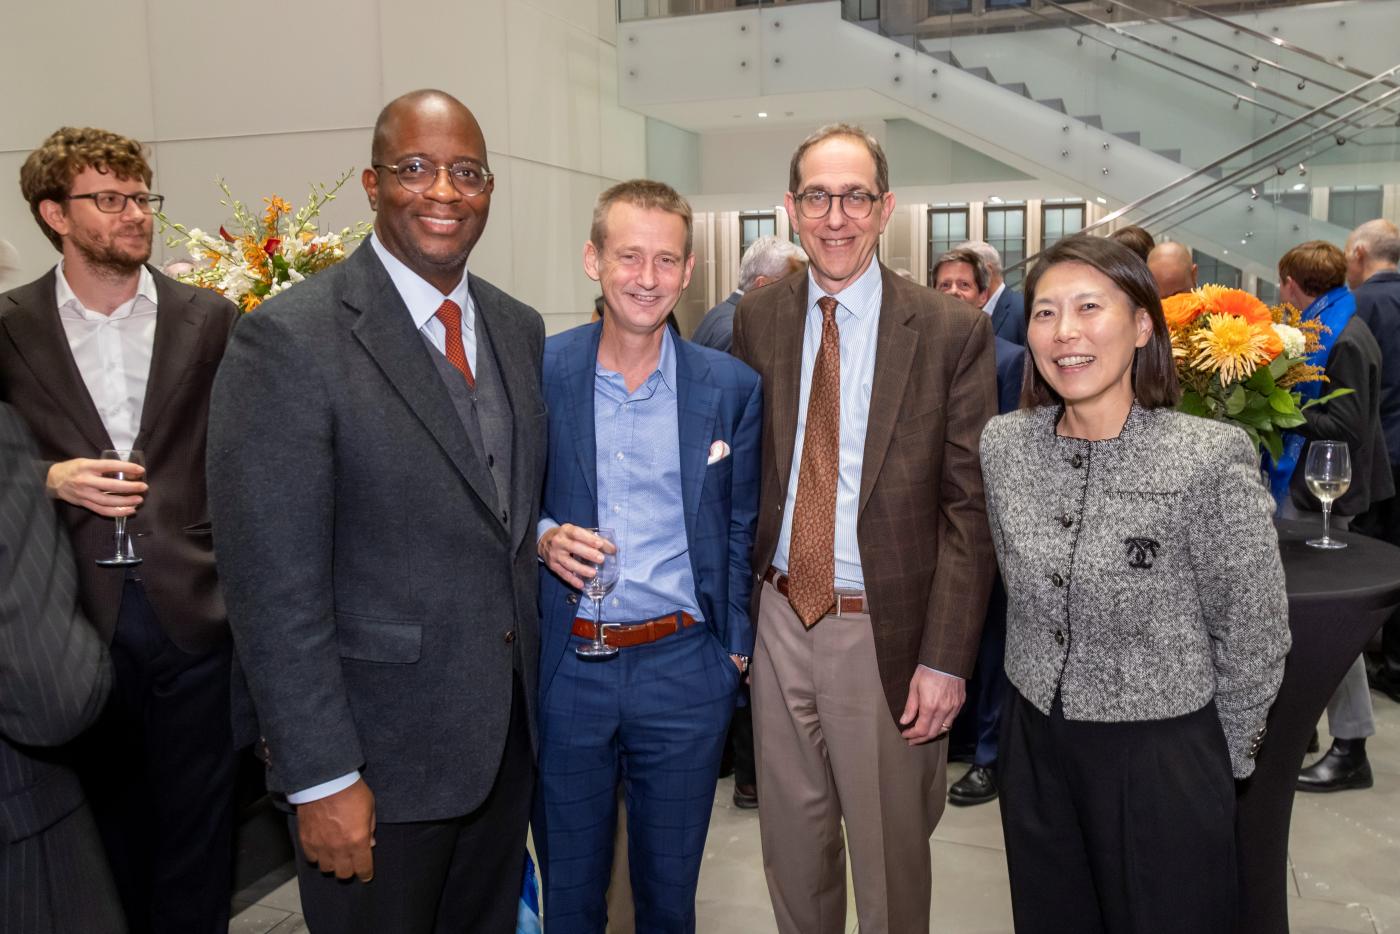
773, 260, 883, 589
369, 233, 476, 374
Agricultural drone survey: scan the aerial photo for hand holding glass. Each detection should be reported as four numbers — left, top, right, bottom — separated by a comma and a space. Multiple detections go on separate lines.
575, 528, 620, 660
95, 449, 145, 567
1305, 440, 1351, 550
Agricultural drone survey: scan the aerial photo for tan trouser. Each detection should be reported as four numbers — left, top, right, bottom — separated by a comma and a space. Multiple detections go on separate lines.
752, 580, 947, 934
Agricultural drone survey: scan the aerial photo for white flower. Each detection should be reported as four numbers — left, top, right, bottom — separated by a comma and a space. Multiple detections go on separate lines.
1272, 323, 1306, 358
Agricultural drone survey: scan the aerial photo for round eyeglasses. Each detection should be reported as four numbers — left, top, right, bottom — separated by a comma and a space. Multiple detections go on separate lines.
793, 190, 882, 220
64, 192, 164, 214
374, 159, 494, 196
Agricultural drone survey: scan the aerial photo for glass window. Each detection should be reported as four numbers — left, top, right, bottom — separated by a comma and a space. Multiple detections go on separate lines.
985, 204, 1028, 288
1256, 278, 1279, 305
740, 212, 776, 259
929, 0, 972, 14
927, 206, 970, 277
1327, 186, 1384, 229
1041, 201, 1086, 251
1193, 249, 1242, 289
1276, 189, 1311, 218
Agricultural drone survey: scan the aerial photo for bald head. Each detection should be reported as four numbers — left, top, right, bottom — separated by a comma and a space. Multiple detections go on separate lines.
1345, 218, 1400, 288
1147, 241, 1196, 298
371, 89, 484, 165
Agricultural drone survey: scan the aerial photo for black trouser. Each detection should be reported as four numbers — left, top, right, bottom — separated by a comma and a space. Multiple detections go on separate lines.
292, 676, 535, 934
728, 699, 755, 787
999, 690, 1237, 934
78, 577, 236, 934
1356, 464, 1400, 674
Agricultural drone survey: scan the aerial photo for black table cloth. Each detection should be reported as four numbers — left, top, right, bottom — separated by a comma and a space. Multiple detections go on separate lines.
1235, 518, 1400, 934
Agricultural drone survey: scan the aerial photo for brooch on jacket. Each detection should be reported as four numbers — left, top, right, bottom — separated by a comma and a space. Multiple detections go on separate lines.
1124, 537, 1160, 569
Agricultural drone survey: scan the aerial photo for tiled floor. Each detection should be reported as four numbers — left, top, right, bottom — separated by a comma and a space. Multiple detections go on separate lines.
232, 692, 1400, 933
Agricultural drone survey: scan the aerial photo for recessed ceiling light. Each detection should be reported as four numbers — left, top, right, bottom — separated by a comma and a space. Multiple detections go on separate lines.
1095, 196, 1107, 204
989, 195, 1004, 204
757, 112, 768, 118
1223, 249, 1229, 254
1292, 182, 1307, 191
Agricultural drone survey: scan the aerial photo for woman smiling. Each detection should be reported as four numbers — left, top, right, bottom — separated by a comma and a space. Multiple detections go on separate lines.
979, 235, 1291, 933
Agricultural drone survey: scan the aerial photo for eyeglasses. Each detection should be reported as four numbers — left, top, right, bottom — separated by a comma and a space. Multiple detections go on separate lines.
65, 191, 164, 214
793, 189, 882, 220
374, 159, 494, 196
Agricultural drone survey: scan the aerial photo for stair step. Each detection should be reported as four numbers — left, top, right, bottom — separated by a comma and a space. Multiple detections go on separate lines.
967, 66, 997, 83
1152, 148, 1183, 162
1036, 97, 1067, 113
1112, 130, 1141, 145
999, 82, 1031, 98
1203, 165, 1223, 179
1075, 114, 1103, 129
927, 49, 962, 68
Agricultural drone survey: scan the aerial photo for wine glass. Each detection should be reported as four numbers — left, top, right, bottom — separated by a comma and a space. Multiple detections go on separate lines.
575, 528, 620, 660
95, 448, 145, 568
1305, 440, 1351, 550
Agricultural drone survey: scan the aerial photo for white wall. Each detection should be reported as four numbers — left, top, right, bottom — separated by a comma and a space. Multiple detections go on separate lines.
0, 0, 646, 335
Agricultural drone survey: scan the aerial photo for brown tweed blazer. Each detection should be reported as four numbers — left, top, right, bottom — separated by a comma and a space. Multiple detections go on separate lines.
732, 262, 999, 724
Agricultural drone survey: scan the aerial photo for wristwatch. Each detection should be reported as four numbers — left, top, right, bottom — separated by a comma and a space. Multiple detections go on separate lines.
730, 654, 750, 675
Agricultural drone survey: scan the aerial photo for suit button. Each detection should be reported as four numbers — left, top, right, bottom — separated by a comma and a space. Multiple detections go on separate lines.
1059, 514, 1073, 528
504, 630, 516, 644
1050, 572, 1064, 587
1070, 453, 1083, 468
566, 593, 579, 605
1055, 630, 1065, 645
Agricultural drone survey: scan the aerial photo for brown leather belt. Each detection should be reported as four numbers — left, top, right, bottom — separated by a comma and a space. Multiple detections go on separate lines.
571, 611, 698, 648
764, 567, 868, 617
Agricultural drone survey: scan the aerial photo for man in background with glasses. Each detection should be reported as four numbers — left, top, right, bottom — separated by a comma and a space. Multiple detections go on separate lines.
209, 89, 545, 933
0, 126, 241, 933
731, 123, 998, 934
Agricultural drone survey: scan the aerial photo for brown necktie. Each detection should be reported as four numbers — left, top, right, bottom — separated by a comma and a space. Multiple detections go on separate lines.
435, 299, 475, 390
787, 296, 841, 627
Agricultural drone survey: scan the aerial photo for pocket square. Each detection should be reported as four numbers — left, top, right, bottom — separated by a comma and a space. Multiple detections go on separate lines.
707, 440, 731, 465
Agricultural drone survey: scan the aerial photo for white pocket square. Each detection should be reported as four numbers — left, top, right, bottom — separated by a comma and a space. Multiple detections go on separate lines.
707, 440, 731, 465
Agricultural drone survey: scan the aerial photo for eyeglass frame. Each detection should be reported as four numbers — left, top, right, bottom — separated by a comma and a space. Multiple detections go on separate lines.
791, 188, 885, 220
373, 159, 495, 196
63, 191, 165, 214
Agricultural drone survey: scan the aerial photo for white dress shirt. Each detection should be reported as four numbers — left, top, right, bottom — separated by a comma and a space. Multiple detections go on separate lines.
772, 260, 882, 590
982, 281, 1004, 318
55, 260, 159, 451
288, 234, 475, 806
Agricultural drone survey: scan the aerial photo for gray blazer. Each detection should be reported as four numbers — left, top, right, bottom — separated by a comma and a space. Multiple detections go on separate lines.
0, 404, 122, 934
980, 403, 1291, 777
208, 245, 546, 822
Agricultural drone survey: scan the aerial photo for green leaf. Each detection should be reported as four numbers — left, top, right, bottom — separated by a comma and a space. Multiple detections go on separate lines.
1273, 411, 1307, 429
1234, 408, 1273, 430
1247, 365, 1276, 393
1179, 391, 1210, 418
1262, 429, 1284, 462
1268, 389, 1296, 414
1225, 383, 1247, 415
1301, 387, 1356, 409
1269, 356, 1292, 380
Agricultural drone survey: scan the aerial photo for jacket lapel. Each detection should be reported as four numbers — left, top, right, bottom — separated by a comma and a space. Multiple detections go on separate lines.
859, 266, 918, 516
770, 276, 807, 496
0, 273, 112, 453
474, 281, 538, 551
675, 338, 718, 545
990, 288, 1011, 336
134, 270, 201, 448
347, 249, 503, 534
565, 323, 601, 508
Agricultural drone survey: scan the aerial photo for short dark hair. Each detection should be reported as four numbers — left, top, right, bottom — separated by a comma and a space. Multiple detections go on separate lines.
1108, 225, 1156, 262
788, 123, 889, 195
19, 127, 153, 251
932, 248, 986, 293
590, 178, 693, 257
1021, 234, 1180, 409
1278, 240, 1346, 298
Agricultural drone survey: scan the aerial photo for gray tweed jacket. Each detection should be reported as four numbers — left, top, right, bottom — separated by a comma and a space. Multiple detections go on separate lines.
980, 403, 1291, 777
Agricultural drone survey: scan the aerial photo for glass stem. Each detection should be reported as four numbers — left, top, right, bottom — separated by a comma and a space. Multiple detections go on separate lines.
114, 516, 128, 557
1322, 501, 1332, 542
593, 594, 605, 649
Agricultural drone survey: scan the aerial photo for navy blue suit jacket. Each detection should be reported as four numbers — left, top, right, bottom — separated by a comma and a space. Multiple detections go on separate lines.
1353, 270, 1400, 465
538, 322, 762, 695
994, 337, 1026, 415
989, 287, 1026, 346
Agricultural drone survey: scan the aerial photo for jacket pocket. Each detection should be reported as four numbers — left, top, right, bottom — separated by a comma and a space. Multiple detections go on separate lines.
335, 613, 423, 664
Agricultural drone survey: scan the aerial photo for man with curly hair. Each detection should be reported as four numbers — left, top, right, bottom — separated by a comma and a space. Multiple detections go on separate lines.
0, 126, 240, 933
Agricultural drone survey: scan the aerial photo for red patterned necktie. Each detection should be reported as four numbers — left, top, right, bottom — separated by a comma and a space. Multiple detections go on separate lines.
787, 296, 840, 627
435, 299, 475, 390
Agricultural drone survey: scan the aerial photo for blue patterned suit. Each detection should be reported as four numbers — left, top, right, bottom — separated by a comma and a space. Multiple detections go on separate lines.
534, 322, 761, 933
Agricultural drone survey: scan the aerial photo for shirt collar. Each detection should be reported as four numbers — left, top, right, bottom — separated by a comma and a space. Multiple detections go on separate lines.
805, 258, 882, 320
595, 324, 678, 396
983, 281, 1006, 314
55, 258, 158, 319
370, 232, 471, 332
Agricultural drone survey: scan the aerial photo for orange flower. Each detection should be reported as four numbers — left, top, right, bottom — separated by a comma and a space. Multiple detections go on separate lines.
1256, 322, 1284, 360
1200, 285, 1272, 325
240, 293, 262, 312
262, 195, 292, 228
1162, 291, 1206, 330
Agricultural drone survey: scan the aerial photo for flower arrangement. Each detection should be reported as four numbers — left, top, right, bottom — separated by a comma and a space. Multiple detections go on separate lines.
159, 170, 371, 312
1163, 284, 1346, 460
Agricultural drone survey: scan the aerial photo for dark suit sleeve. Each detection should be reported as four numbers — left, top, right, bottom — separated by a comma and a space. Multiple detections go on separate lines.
0, 404, 111, 748
207, 309, 364, 793
1297, 323, 1374, 454
919, 314, 998, 676
724, 374, 762, 656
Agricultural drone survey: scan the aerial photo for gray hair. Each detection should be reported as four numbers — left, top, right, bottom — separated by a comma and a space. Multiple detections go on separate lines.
956, 240, 1002, 276
1352, 218, 1400, 266
738, 235, 806, 291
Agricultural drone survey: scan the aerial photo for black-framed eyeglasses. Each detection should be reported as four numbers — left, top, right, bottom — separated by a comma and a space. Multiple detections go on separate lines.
793, 189, 882, 220
65, 191, 164, 214
374, 158, 494, 196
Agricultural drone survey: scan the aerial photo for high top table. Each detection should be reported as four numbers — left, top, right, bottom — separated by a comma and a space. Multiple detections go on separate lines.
1235, 518, 1400, 934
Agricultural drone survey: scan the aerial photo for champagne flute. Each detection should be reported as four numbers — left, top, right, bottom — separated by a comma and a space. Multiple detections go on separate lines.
1304, 440, 1351, 550
95, 448, 145, 567
575, 528, 620, 660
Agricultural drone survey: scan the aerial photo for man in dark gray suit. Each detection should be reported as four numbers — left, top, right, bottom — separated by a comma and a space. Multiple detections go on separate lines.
0, 402, 122, 934
208, 89, 545, 933
691, 235, 805, 353
958, 240, 1025, 345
